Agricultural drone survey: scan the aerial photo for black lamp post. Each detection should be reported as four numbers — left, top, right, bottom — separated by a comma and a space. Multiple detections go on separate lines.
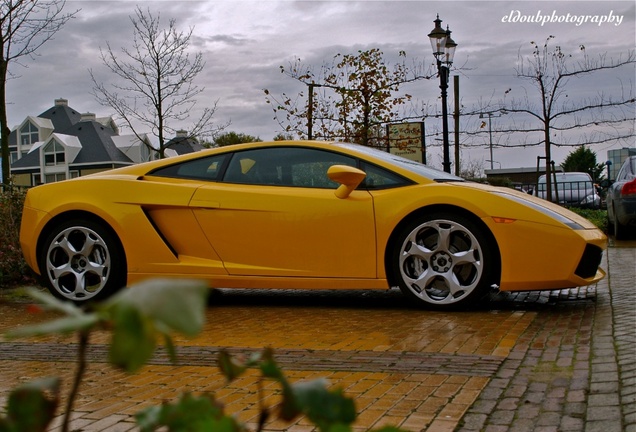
428, 15, 457, 173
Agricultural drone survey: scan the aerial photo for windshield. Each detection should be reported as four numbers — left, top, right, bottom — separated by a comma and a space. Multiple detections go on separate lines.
335, 143, 463, 182
538, 173, 592, 184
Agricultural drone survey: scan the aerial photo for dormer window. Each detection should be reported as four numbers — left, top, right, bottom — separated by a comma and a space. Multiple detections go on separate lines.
20, 121, 39, 145
44, 140, 65, 166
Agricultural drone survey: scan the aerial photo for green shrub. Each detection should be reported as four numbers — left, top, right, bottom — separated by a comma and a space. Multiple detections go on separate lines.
566, 207, 608, 233
0, 186, 36, 289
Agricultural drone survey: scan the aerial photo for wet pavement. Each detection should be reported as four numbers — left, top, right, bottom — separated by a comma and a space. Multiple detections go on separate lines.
0, 241, 634, 432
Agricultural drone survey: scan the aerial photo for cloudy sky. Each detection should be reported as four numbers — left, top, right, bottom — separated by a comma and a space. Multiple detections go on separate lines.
6, 0, 635, 171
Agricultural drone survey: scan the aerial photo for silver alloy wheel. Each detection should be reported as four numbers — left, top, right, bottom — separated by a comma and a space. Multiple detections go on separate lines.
45, 226, 111, 301
398, 218, 484, 305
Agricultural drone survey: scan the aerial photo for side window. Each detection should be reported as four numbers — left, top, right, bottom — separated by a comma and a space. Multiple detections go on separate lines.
150, 154, 227, 181
360, 162, 411, 189
223, 147, 357, 189
617, 159, 635, 181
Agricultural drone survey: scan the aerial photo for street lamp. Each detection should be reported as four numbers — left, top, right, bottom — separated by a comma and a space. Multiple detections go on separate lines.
428, 14, 457, 173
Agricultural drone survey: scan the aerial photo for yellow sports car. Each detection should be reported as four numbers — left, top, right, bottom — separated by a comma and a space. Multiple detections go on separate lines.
20, 141, 607, 309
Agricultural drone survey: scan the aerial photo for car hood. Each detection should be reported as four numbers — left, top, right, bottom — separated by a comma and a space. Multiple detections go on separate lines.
451, 181, 599, 230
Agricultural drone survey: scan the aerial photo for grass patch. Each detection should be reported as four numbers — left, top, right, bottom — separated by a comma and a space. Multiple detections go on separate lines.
567, 207, 607, 233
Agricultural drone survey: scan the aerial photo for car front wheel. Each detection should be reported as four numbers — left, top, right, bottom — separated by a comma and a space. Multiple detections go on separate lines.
39, 219, 126, 303
391, 213, 497, 310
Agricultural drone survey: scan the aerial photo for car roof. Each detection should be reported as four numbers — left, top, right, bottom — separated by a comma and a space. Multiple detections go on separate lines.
82, 140, 457, 184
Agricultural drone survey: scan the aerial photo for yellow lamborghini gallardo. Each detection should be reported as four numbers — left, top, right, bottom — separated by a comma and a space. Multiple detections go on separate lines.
20, 141, 606, 309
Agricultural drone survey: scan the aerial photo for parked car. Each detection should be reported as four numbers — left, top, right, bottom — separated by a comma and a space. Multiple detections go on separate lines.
20, 141, 606, 310
536, 172, 600, 209
606, 155, 636, 240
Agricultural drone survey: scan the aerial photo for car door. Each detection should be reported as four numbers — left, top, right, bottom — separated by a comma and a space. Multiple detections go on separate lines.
189, 146, 377, 278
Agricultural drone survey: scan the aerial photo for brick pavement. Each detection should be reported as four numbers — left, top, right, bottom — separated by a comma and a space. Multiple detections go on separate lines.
455, 245, 635, 432
0, 245, 633, 432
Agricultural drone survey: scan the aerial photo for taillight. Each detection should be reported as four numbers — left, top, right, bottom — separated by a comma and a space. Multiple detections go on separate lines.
622, 178, 636, 196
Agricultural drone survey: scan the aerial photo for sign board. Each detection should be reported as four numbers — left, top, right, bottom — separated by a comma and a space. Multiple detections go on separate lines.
386, 122, 425, 164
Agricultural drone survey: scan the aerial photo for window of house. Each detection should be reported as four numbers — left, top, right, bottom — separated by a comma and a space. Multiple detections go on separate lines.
32, 174, 42, 185
44, 173, 66, 183
10, 151, 18, 163
44, 140, 66, 166
20, 122, 39, 146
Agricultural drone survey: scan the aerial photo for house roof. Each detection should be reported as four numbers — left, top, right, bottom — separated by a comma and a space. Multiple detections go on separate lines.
37, 100, 82, 132
9, 99, 81, 146
164, 135, 204, 155
9, 145, 40, 170
63, 120, 133, 165
10, 120, 134, 171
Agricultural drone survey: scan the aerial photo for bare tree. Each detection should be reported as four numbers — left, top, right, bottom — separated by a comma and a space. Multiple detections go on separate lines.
264, 49, 431, 148
90, 7, 225, 159
500, 36, 635, 199
0, 0, 77, 187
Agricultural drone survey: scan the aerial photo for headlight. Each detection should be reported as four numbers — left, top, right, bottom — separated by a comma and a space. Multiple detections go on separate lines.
494, 192, 584, 230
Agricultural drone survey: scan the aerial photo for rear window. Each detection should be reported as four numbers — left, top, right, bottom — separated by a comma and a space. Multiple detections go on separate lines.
538, 173, 592, 184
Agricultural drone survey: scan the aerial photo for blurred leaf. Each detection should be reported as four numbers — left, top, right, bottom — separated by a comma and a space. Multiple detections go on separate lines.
103, 279, 208, 336
277, 380, 302, 422
135, 392, 243, 432
6, 314, 100, 339
23, 288, 85, 316
109, 304, 157, 373
291, 379, 356, 431
218, 350, 247, 382
162, 333, 178, 364
1, 377, 60, 432
259, 347, 284, 380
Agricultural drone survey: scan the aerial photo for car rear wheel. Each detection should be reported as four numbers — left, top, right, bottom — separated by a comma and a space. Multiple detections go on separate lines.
391, 213, 496, 310
613, 208, 627, 240
40, 219, 126, 303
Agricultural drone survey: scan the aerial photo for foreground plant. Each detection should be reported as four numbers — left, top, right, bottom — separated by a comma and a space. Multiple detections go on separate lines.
2, 279, 208, 432
1, 280, 403, 432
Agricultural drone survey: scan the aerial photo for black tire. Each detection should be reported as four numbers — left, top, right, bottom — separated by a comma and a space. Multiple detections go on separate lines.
39, 219, 126, 303
390, 212, 497, 310
613, 208, 627, 241
606, 212, 615, 236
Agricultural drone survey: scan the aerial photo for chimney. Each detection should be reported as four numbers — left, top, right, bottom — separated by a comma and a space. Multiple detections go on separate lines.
55, 98, 68, 106
176, 129, 188, 138
80, 113, 96, 122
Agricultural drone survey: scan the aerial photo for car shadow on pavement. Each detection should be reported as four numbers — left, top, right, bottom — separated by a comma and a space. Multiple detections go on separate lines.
206, 286, 597, 313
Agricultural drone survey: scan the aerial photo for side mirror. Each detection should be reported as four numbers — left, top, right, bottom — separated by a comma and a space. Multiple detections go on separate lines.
327, 165, 366, 199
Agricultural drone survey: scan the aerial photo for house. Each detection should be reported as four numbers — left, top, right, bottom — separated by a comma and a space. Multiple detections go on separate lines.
163, 129, 204, 157
9, 98, 156, 187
